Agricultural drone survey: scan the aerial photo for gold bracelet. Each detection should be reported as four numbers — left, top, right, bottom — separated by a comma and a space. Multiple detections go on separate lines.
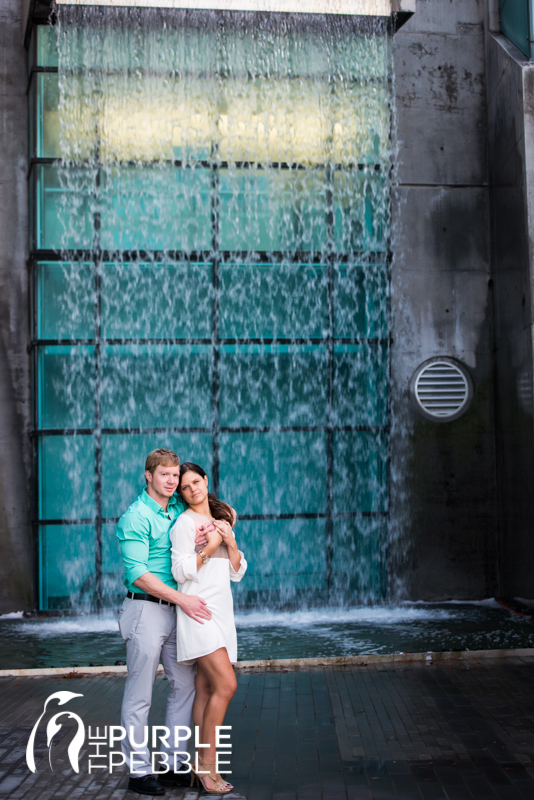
198, 550, 210, 563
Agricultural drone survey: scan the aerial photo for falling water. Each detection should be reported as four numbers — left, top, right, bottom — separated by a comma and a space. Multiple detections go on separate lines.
34, 7, 394, 610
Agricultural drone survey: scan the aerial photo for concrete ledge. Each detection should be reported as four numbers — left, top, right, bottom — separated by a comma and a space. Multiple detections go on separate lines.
2, 647, 533, 678
236, 648, 534, 670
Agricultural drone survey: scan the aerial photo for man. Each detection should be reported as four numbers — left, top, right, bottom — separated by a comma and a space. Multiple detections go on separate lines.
116, 448, 211, 795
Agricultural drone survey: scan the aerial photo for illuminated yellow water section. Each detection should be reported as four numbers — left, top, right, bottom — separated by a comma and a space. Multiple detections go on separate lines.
57, 76, 390, 164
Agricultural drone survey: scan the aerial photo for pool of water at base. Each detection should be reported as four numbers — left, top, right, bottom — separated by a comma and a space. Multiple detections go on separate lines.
0, 602, 532, 670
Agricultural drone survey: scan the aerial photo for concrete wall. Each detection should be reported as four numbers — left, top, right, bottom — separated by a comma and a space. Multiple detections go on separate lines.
389, 0, 498, 600
0, 0, 33, 612
486, 26, 534, 599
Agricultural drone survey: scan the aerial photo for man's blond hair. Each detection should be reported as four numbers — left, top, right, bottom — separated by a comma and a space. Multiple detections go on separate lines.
145, 448, 180, 476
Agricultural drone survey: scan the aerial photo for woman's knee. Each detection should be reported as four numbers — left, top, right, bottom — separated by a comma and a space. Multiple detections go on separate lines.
200, 651, 237, 700
220, 675, 237, 701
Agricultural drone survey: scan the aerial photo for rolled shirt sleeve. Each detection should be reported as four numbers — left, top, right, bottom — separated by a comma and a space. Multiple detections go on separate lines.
116, 511, 152, 586
230, 550, 247, 582
170, 515, 199, 584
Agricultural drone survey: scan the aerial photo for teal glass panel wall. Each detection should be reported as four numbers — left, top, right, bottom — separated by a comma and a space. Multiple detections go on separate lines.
499, 0, 534, 59
30, 11, 393, 610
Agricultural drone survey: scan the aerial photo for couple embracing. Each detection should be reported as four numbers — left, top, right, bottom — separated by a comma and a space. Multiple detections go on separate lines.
116, 448, 247, 796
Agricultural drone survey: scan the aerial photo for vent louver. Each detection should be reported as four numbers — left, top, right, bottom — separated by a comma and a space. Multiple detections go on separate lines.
411, 359, 473, 422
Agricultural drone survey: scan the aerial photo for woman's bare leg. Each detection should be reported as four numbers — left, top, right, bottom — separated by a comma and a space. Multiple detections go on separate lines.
195, 648, 237, 787
192, 667, 210, 744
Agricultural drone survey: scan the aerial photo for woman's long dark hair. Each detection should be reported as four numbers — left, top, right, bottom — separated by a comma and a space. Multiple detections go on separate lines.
179, 462, 235, 525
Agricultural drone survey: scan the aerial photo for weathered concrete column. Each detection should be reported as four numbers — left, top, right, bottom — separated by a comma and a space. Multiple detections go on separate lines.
389, 0, 498, 600
0, 0, 33, 612
486, 11, 534, 599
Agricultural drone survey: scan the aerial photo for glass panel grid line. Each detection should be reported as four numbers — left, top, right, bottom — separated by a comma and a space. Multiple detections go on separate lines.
30, 249, 389, 263
326, 163, 335, 594
30, 156, 384, 171
27, 67, 59, 97
36, 510, 389, 525
32, 337, 390, 346
33, 424, 389, 436
55, 66, 390, 84
211, 155, 220, 494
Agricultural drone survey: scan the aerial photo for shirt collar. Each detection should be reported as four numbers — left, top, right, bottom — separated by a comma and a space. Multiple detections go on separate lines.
141, 489, 178, 517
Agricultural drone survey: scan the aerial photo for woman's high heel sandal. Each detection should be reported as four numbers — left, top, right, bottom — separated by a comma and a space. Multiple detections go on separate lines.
191, 761, 233, 795
197, 755, 233, 790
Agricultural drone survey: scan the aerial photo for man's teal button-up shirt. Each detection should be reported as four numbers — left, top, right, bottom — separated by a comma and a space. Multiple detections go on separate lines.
116, 489, 187, 594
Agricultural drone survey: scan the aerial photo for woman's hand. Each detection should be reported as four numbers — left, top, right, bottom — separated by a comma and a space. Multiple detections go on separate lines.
195, 520, 216, 548
205, 525, 223, 549
195, 524, 222, 571
213, 520, 242, 573
213, 519, 237, 549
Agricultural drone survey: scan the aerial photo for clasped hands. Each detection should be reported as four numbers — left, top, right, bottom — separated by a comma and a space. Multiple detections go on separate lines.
195, 519, 236, 549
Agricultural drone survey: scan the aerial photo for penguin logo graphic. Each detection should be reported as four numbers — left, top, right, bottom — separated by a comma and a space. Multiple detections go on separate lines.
26, 691, 85, 773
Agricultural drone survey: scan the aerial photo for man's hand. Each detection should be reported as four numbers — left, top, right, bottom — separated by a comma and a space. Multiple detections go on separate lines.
133, 573, 212, 621
176, 594, 212, 623
195, 520, 216, 548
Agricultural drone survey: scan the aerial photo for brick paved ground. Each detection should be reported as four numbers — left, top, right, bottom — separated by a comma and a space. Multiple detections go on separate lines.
1, 656, 534, 799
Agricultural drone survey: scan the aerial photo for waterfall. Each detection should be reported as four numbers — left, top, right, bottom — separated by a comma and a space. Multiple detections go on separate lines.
34, 7, 394, 610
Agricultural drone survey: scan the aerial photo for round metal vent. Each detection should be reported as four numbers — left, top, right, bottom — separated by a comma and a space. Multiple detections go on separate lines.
410, 358, 473, 422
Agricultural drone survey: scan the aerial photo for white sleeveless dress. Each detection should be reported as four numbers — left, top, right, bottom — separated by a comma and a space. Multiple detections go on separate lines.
169, 509, 247, 664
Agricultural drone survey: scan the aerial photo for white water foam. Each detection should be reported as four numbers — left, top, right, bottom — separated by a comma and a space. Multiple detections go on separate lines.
235, 605, 457, 628
12, 616, 119, 636
405, 598, 501, 609
8, 602, 504, 637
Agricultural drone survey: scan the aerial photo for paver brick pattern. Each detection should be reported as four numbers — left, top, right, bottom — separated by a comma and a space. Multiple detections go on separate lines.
0, 657, 534, 799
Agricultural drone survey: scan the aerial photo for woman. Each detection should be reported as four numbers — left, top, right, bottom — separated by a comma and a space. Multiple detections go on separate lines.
170, 462, 247, 795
